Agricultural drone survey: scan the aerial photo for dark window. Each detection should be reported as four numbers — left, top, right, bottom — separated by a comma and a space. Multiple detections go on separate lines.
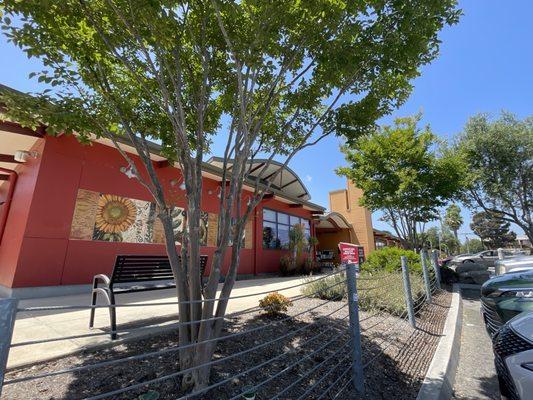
262, 209, 310, 249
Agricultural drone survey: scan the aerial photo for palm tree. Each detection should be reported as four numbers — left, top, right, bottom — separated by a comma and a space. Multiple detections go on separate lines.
444, 204, 463, 240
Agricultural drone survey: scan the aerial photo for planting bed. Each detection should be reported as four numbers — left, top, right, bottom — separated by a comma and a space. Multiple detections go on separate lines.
4, 290, 451, 399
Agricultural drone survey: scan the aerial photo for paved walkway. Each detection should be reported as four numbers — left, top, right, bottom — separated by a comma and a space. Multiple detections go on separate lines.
453, 288, 500, 399
8, 275, 310, 369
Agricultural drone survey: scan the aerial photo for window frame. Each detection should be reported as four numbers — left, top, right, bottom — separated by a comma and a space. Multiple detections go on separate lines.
262, 208, 311, 250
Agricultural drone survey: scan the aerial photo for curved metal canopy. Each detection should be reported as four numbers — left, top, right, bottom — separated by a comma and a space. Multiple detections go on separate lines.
315, 212, 353, 230
206, 157, 311, 201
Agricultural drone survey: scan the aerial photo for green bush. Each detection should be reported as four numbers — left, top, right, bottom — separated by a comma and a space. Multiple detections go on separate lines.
301, 270, 347, 300
362, 247, 422, 275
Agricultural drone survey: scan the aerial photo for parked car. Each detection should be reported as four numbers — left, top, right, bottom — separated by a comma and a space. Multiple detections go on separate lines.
452, 250, 501, 267
492, 312, 533, 400
480, 270, 533, 337
495, 255, 533, 276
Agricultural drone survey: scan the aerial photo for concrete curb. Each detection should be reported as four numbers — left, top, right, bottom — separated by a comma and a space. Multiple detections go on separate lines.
416, 284, 463, 400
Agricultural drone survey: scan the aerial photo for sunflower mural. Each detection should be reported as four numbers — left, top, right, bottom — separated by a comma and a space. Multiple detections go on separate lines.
70, 189, 209, 245
93, 194, 137, 241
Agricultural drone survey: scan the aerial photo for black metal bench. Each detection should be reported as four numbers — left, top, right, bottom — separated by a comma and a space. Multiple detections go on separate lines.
89, 254, 208, 339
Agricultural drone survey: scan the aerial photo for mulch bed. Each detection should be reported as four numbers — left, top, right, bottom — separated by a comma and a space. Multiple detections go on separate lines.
4, 289, 451, 400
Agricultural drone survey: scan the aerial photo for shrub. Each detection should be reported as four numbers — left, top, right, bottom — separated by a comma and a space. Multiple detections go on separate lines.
280, 255, 299, 276
259, 292, 293, 315
301, 270, 347, 300
362, 247, 422, 275
303, 256, 321, 275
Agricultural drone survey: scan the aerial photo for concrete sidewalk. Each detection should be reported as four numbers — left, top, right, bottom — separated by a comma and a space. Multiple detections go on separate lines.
452, 288, 500, 399
8, 275, 311, 369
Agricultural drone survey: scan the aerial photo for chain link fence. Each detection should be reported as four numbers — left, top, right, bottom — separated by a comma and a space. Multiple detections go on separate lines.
0, 250, 444, 399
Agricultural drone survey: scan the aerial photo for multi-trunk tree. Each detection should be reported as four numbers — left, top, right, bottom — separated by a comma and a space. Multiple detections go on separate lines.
0, 0, 459, 391
337, 114, 464, 250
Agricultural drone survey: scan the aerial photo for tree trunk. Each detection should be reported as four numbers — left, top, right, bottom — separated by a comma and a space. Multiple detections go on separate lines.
158, 211, 195, 387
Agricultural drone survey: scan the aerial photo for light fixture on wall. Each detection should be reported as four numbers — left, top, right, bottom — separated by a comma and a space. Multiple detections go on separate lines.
14, 150, 39, 163
208, 187, 222, 199
170, 178, 186, 190
120, 165, 136, 179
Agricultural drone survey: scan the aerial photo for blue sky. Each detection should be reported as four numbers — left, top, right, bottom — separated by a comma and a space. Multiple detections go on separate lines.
1, 0, 531, 240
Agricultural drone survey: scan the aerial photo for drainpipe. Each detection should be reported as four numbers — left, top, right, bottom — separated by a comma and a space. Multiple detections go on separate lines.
0, 167, 18, 245
253, 207, 258, 276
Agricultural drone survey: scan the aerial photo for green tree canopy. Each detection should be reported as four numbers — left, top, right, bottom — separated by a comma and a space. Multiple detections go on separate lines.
444, 204, 463, 239
419, 226, 460, 255
455, 112, 533, 244
460, 237, 484, 254
470, 211, 517, 249
337, 114, 464, 250
0, 0, 460, 390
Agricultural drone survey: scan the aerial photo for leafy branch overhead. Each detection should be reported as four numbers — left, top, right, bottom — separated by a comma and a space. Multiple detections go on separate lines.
0, 0, 460, 390
337, 114, 464, 250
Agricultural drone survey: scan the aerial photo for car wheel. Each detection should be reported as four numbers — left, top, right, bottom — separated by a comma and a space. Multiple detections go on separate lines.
463, 259, 475, 263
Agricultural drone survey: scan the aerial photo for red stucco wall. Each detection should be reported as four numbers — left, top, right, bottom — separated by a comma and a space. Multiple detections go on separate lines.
0, 139, 45, 287
1, 135, 316, 288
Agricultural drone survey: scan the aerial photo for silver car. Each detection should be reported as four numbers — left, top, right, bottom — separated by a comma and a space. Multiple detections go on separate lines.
493, 312, 533, 400
495, 256, 533, 276
452, 250, 501, 266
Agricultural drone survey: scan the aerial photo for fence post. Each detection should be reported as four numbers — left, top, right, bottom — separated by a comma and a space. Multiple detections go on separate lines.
430, 250, 442, 290
345, 262, 364, 394
497, 248, 504, 260
400, 256, 416, 328
0, 298, 18, 397
420, 250, 432, 304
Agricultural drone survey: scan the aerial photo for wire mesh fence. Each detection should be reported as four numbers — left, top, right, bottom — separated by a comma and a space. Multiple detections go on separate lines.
0, 254, 447, 400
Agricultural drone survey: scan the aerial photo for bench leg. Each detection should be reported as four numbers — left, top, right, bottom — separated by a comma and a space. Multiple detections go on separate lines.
89, 279, 99, 329
108, 291, 117, 340
89, 287, 117, 340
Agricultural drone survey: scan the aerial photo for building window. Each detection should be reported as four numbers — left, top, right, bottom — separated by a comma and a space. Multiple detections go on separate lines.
262, 209, 311, 249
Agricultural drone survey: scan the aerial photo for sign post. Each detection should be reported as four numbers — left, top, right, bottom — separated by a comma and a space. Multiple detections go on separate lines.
339, 242, 364, 393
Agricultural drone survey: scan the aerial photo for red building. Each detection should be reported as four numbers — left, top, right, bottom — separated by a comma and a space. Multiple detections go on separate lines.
0, 119, 325, 298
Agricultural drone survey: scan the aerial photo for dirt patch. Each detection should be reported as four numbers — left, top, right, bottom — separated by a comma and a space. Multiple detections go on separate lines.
4, 289, 451, 400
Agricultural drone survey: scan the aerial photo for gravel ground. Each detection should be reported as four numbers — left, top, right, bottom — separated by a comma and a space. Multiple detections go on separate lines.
3, 289, 451, 400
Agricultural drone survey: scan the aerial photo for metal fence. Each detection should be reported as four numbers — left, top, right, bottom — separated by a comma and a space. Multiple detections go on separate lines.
0, 250, 443, 399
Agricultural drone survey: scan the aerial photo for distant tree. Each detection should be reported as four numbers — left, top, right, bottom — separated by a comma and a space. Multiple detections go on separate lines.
444, 204, 463, 240
338, 115, 464, 250
419, 227, 440, 249
419, 226, 460, 254
455, 113, 533, 245
470, 211, 517, 249
460, 237, 484, 254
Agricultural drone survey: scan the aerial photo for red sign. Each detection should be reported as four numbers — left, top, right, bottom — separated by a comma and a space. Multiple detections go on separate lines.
338, 242, 360, 264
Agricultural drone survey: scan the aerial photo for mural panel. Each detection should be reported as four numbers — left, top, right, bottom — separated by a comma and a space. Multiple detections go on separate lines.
70, 189, 208, 245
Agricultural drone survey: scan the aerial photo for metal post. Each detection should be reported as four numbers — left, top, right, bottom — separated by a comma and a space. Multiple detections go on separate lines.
346, 262, 364, 394
400, 256, 416, 328
0, 298, 18, 396
420, 250, 432, 303
431, 250, 442, 290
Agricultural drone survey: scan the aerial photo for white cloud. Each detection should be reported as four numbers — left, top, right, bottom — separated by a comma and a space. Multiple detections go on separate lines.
305, 174, 312, 183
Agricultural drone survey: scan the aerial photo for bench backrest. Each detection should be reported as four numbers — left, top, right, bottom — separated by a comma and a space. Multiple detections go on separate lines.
110, 255, 208, 285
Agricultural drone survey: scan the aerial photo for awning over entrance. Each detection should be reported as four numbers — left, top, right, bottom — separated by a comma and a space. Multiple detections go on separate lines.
315, 211, 353, 231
